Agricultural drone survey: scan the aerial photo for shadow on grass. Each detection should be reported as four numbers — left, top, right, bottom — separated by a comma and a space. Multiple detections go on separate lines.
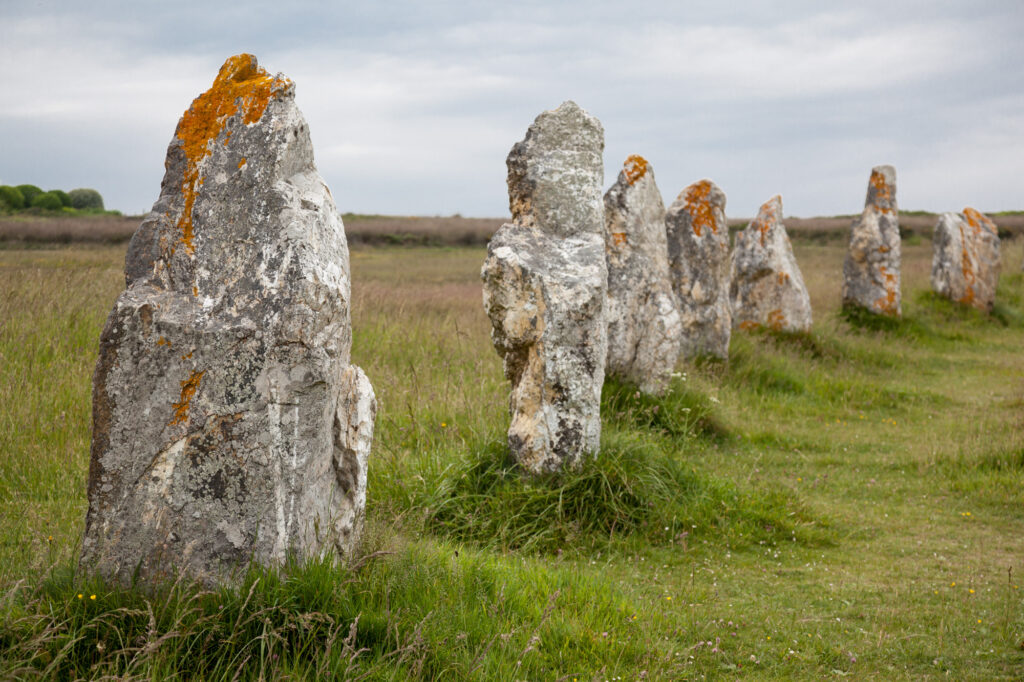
602, 377, 730, 441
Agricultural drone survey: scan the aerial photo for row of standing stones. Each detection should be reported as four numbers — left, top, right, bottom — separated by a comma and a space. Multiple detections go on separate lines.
79, 56, 1002, 586
481, 101, 1003, 476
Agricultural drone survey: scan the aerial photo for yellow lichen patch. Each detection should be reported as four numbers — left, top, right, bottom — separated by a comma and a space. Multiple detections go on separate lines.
169, 370, 205, 426
623, 155, 649, 186
174, 54, 292, 254
612, 232, 627, 246
767, 309, 786, 331
869, 169, 894, 213
685, 181, 715, 237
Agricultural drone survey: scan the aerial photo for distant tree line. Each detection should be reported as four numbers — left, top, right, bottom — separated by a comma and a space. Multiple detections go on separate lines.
0, 184, 111, 214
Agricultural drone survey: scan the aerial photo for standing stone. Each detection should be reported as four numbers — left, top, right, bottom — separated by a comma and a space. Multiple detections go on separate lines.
666, 179, 732, 360
931, 207, 1001, 311
481, 101, 607, 475
729, 195, 812, 333
603, 155, 682, 395
842, 165, 901, 316
80, 54, 376, 586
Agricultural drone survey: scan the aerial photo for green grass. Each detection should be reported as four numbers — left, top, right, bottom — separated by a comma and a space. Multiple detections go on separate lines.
1, 241, 1024, 679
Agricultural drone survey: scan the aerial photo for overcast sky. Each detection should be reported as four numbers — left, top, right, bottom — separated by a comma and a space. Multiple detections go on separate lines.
1, 0, 1022, 218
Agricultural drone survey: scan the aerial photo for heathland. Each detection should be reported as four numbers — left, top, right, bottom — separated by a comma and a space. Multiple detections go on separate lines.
1, 221, 1022, 679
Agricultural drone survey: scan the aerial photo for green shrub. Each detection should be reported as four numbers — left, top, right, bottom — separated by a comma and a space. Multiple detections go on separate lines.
68, 188, 104, 211
30, 191, 64, 211
0, 185, 25, 210
50, 189, 71, 207
15, 184, 42, 206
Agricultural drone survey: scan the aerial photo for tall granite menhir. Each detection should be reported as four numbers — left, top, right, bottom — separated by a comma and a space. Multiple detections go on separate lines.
81, 55, 376, 585
730, 195, 812, 333
931, 208, 1001, 311
666, 179, 732, 360
603, 155, 682, 395
481, 101, 608, 474
842, 165, 901, 316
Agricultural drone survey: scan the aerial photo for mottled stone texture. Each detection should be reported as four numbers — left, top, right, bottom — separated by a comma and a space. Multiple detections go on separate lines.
842, 165, 901, 316
81, 55, 376, 586
666, 179, 732, 360
931, 208, 1001, 311
481, 101, 607, 474
730, 195, 812, 333
603, 155, 682, 394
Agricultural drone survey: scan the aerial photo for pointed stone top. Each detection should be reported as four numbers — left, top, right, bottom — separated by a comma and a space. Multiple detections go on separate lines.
506, 100, 604, 238
865, 165, 897, 214
674, 179, 726, 238
174, 54, 293, 254
622, 154, 651, 186
751, 195, 783, 245
963, 207, 997, 233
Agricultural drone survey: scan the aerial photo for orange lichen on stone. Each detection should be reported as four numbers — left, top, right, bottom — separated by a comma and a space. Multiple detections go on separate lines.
156, 336, 169, 346
192, 285, 199, 297
623, 155, 650, 186
958, 224, 977, 306
874, 266, 899, 315
174, 54, 291, 254
685, 181, 715, 237
752, 196, 779, 246
777, 271, 790, 285
169, 370, 205, 426
766, 309, 786, 331
612, 232, 627, 246
869, 169, 894, 213
739, 320, 760, 331
962, 207, 995, 236
238, 157, 247, 169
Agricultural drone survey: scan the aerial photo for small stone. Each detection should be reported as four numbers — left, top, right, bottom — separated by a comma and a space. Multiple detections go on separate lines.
931, 207, 1001, 311
603, 155, 682, 394
666, 179, 732, 360
80, 55, 376, 586
729, 195, 812, 333
842, 165, 901, 316
481, 101, 607, 474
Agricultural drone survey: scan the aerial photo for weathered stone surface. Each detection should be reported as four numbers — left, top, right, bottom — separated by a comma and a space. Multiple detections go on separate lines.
80, 55, 376, 586
603, 155, 682, 394
931, 207, 1001, 311
729, 195, 812, 333
481, 101, 607, 474
842, 165, 901, 316
666, 179, 732, 360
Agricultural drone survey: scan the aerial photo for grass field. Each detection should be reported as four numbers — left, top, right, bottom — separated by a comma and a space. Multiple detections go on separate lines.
1, 236, 1023, 679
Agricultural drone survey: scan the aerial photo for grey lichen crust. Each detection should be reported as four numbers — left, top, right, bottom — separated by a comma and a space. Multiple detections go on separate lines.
729, 195, 812, 333
666, 179, 732, 360
931, 208, 1001, 311
80, 55, 376, 586
603, 155, 682, 395
842, 165, 901, 316
481, 101, 608, 474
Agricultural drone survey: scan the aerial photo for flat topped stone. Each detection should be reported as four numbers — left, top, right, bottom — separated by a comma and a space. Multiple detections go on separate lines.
666, 179, 732, 360
842, 165, 901, 316
81, 54, 376, 586
482, 101, 607, 474
730, 195, 812, 333
603, 155, 682, 394
931, 207, 1001, 311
